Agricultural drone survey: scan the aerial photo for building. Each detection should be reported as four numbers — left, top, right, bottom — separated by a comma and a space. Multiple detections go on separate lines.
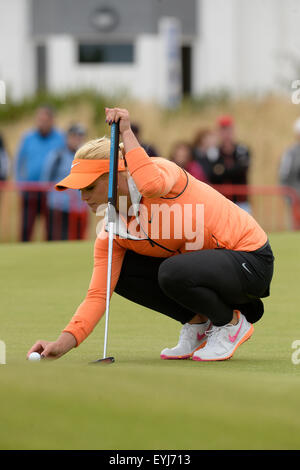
0, 0, 300, 103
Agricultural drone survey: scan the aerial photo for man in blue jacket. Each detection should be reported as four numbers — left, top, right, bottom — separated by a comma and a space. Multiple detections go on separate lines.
15, 106, 65, 241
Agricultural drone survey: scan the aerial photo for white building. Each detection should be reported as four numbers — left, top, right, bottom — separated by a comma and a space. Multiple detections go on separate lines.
0, 0, 300, 103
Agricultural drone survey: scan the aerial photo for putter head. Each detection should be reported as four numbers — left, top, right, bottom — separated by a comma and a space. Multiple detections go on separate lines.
89, 356, 115, 365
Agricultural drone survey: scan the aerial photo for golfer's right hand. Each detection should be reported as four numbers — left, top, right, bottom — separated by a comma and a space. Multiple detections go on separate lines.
27, 332, 77, 360
105, 107, 131, 135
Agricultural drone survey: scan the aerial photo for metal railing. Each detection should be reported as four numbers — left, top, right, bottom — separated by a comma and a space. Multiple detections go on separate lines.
0, 182, 299, 242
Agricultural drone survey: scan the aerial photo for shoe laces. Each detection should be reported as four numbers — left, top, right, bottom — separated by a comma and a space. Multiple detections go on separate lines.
205, 324, 231, 344
179, 323, 197, 342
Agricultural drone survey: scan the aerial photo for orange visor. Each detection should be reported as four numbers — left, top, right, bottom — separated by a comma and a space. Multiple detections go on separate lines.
55, 158, 126, 191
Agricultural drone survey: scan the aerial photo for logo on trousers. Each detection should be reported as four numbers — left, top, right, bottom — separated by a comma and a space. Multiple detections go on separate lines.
0, 340, 6, 364
242, 263, 252, 274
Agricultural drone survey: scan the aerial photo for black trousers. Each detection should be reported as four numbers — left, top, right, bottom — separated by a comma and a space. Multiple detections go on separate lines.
47, 209, 88, 241
115, 242, 274, 326
47, 209, 69, 241
21, 191, 47, 242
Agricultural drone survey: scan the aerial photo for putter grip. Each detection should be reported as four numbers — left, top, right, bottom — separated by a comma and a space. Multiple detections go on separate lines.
108, 121, 120, 207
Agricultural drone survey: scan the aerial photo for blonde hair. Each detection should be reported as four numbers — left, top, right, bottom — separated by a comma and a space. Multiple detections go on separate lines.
74, 136, 125, 160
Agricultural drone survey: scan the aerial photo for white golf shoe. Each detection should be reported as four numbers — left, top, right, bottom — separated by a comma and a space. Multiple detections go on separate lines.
192, 311, 254, 362
160, 321, 211, 360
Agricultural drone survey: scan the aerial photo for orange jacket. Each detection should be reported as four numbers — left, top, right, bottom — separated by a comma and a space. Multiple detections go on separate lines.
63, 147, 267, 345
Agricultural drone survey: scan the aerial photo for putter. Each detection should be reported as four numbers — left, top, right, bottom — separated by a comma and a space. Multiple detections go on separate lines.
90, 120, 120, 365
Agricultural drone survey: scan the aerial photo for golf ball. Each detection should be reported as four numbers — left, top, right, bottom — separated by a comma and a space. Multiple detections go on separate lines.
28, 352, 41, 361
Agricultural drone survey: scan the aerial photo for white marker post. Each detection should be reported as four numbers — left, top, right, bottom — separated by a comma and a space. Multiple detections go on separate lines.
158, 17, 182, 109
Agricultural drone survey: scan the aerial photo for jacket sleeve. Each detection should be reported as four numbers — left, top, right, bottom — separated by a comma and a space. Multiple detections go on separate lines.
41, 150, 59, 182
62, 233, 126, 346
225, 148, 250, 181
125, 147, 181, 198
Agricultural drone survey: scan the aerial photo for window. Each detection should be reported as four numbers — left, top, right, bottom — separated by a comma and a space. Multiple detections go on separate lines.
78, 43, 134, 64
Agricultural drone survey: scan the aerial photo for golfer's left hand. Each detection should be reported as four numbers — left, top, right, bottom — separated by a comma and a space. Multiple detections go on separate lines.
105, 107, 131, 135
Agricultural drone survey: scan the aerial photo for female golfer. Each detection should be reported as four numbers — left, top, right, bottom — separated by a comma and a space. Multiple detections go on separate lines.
27, 107, 274, 362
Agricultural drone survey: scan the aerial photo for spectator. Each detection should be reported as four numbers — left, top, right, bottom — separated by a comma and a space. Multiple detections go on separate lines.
42, 124, 88, 241
192, 128, 218, 181
169, 141, 207, 181
279, 117, 300, 229
209, 115, 251, 212
131, 123, 158, 157
279, 117, 300, 194
0, 134, 10, 219
0, 134, 10, 182
15, 106, 65, 241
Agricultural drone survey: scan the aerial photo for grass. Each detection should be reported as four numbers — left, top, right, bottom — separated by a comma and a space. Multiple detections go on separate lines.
1, 232, 300, 450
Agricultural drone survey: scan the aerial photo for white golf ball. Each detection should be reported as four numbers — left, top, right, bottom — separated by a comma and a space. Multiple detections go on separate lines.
28, 352, 41, 361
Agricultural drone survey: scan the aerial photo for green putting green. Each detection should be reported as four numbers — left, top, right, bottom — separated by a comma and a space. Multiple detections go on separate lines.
1, 232, 300, 450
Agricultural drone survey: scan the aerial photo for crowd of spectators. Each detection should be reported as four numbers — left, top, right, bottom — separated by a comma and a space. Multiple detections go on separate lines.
170, 115, 251, 213
0, 106, 89, 242
0, 105, 164, 242
2, 105, 300, 242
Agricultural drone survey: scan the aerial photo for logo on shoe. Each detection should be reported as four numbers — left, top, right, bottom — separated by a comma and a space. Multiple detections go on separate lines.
228, 319, 243, 343
197, 322, 212, 341
197, 332, 206, 341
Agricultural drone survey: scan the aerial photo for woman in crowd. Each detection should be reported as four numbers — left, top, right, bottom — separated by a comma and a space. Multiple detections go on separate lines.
192, 128, 219, 182
169, 141, 208, 182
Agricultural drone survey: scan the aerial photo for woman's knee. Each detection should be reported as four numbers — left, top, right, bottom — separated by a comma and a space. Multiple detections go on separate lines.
158, 257, 186, 294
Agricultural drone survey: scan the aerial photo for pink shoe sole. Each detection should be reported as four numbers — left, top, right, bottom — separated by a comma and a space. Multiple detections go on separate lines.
160, 340, 208, 360
160, 354, 192, 360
